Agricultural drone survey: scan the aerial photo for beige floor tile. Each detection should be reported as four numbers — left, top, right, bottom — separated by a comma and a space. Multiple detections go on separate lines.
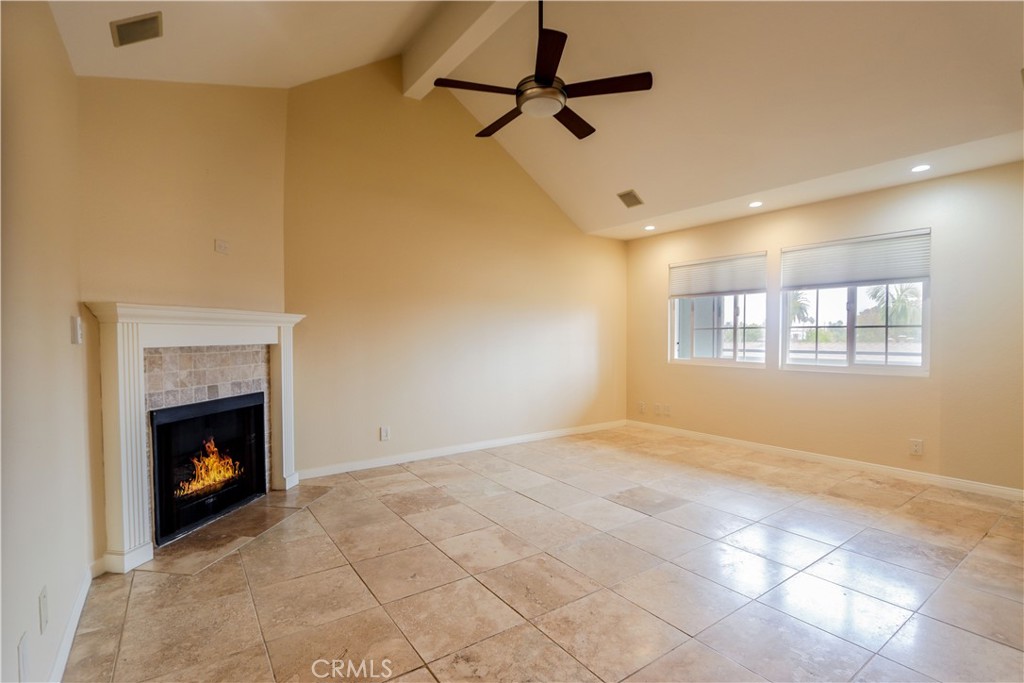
258, 484, 331, 508
534, 589, 688, 683
128, 554, 249, 613
435, 525, 540, 574
330, 518, 427, 563
871, 509, 990, 553
722, 523, 835, 570
265, 606, 423, 682
75, 572, 133, 634
353, 544, 467, 603
609, 517, 711, 560
144, 643, 274, 682
759, 573, 912, 651
625, 640, 767, 682
913, 486, 1016, 514
561, 497, 647, 531
402, 503, 492, 542
550, 533, 662, 587
969, 533, 1024, 568
252, 565, 378, 642
946, 553, 1024, 602
657, 501, 753, 539
805, 548, 941, 610
674, 542, 797, 598
135, 528, 254, 576
301, 471, 364, 489
401, 456, 454, 473
990, 515, 1024, 541
429, 623, 599, 682
463, 491, 550, 525
520, 480, 597, 509
413, 463, 478, 486
697, 601, 871, 682
350, 464, 410, 480
497, 509, 600, 549
565, 470, 637, 496
920, 580, 1023, 650
894, 497, 1002, 531
880, 614, 1024, 682
691, 489, 792, 520
485, 466, 557, 491
762, 507, 864, 546
114, 581, 262, 681
794, 494, 891, 527
435, 476, 511, 500
199, 504, 298, 538
841, 528, 965, 578
379, 487, 459, 517
391, 667, 438, 683
851, 655, 936, 682
63, 626, 121, 683
359, 471, 432, 495
825, 481, 916, 510
614, 563, 749, 635
309, 496, 400, 533
607, 485, 689, 515
477, 553, 602, 619
386, 578, 524, 662
239, 511, 347, 587
845, 473, 928, 496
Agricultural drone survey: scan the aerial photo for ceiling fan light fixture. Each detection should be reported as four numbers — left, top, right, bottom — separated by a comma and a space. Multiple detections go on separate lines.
517, 77, 566, 118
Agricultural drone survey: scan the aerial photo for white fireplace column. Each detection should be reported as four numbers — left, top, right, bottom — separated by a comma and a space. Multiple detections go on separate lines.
86, 303, 304, 574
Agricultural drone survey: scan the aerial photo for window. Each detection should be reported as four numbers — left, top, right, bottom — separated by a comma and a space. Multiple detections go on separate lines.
781, 229, 930, 372
670, 252, 767, 364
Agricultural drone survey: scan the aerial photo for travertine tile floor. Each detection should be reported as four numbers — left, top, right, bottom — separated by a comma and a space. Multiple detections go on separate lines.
64, 427, 1024, 682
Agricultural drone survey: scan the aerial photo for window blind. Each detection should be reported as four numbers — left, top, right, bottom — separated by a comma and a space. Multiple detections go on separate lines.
780, 229, 930, 289
669, 252, 767, 297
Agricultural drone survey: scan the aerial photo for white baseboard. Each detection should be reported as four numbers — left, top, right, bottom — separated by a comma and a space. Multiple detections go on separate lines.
297, 420, 628, 480
48, 566, 92, 683
628, 420, 1023, 501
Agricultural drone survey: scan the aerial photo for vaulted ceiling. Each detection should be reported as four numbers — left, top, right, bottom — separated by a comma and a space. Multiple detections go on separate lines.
50, 1, 1024, 239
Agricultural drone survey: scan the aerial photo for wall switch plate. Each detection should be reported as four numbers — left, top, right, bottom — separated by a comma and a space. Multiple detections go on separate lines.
379, 426, 391, 442
70, 315, 84, 345
214, 238, 230, 255
909, 439, 924, 456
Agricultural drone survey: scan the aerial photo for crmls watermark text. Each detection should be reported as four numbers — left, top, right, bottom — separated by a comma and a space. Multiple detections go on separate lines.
311, 658, 393, 679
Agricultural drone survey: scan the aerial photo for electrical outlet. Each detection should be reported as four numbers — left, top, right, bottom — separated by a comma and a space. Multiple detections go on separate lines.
909, 439, 924, 456
654, 403, 662, 416
638, 401, 646, 414
214, 238, 231, 255
379, 426, 391, 442
38, 587, 48, 634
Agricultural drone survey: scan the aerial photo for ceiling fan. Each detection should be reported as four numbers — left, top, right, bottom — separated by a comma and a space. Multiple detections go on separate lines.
433, 0, 653, 140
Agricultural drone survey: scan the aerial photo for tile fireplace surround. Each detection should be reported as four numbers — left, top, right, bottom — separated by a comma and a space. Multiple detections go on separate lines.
86, 303, 304, 574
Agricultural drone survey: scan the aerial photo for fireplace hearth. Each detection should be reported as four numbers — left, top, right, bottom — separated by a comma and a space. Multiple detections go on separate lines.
151, 392, 267, 545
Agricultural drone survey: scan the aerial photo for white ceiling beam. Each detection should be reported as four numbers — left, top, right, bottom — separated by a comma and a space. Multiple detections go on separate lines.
402, 1, 526, 100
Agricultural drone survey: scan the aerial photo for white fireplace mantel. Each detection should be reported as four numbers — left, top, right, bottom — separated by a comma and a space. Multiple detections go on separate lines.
86, 302, 305, 573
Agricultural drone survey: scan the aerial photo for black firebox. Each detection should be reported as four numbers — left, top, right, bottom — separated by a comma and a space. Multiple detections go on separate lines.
150, 392, 266, 545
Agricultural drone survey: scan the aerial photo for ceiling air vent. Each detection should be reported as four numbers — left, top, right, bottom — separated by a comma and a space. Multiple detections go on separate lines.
617, 189, 644, 208
110, 11, 163, 48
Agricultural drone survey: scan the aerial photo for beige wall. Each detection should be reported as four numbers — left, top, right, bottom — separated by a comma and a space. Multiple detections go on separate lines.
77, 77, 288, 311
284, 58, 627, 470
627, 163, 1024, 489
1, 4, 92, 681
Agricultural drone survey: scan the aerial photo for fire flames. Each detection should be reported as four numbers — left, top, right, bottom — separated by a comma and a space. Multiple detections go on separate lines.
174, 437, 244, 498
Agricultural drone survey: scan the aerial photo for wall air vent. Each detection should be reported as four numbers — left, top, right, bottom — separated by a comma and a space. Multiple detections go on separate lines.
110, 11, 163, 47
617, 189, 644, 208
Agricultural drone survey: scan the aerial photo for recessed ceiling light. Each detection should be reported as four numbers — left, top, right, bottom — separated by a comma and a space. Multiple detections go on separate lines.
643, 225, 656, 232
748, 201, 763, 208
911, 164, 931, 173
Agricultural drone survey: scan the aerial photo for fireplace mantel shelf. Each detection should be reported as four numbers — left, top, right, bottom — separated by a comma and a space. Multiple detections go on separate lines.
85, 302, 304, 573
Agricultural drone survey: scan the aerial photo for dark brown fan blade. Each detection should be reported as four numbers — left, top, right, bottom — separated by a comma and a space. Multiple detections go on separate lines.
434, 78, 516, 96
553, 106, 595, 139
476, 108, 522, 137
564, 72, 653, 98
535, 29, 568, 85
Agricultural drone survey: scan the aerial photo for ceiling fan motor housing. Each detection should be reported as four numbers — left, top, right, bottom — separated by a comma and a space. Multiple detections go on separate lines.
517, 76, 566, 117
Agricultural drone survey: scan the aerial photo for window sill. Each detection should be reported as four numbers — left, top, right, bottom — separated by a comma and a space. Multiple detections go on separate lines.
781, 362, 929, 378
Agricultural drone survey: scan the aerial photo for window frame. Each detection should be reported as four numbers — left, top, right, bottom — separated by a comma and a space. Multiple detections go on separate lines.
781, 279, 930, 376
671, 291, 768, 366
